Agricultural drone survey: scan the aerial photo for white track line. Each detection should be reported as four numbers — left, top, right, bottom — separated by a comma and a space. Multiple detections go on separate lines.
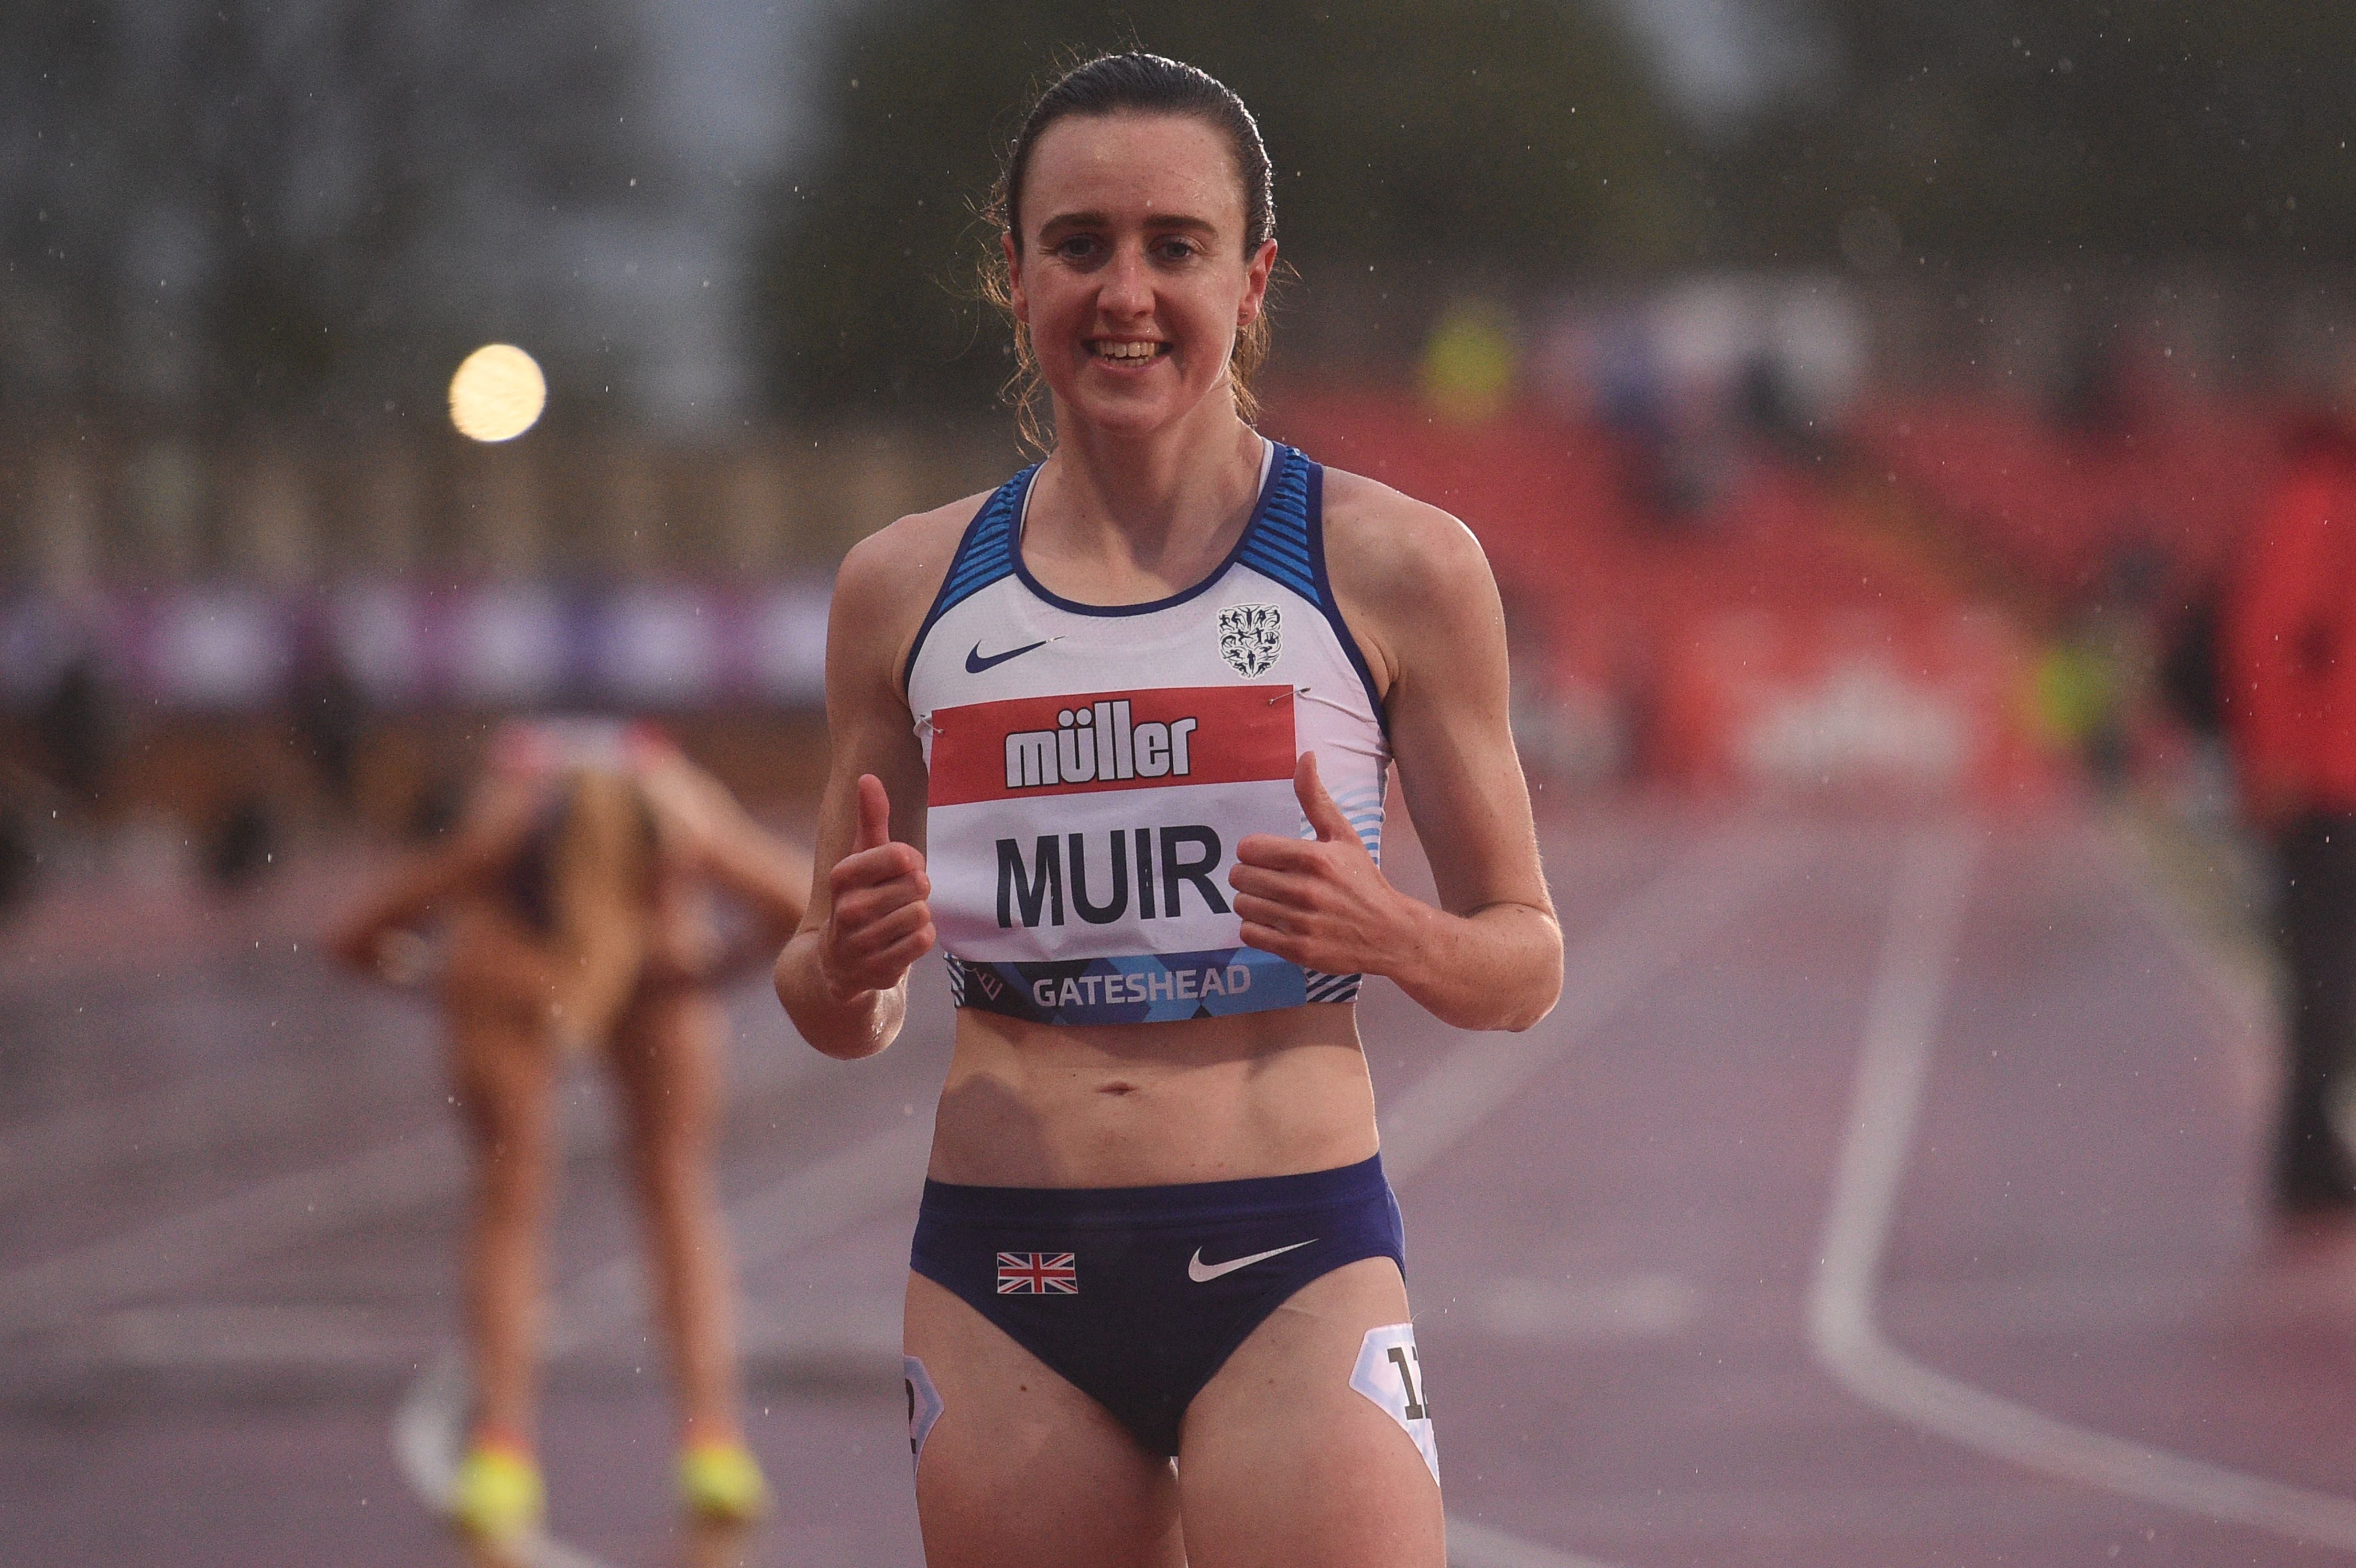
1419, 829, 1813, 1568
1808, 828, 2356, 1551
1384, 828, 1810, 1182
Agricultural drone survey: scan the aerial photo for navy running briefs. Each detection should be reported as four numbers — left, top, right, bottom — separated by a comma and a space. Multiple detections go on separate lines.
909, 1154, 1406, 1457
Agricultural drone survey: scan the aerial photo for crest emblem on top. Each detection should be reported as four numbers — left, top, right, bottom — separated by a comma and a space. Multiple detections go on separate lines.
1218, 603, 1282, 679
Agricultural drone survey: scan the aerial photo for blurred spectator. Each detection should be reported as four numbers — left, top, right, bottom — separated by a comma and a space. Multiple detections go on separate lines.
1736, 351, 1810, 452
2032, 628, 2127, 790
1419, 299, 1519, 425
33, 655, 119, 808
0, 805, 33, 912
2160, 593, 2227, 741
289, 637, 368, 819
2034, 542, 2172, 794
205, 794, 278, 890
2225, 415, 2356, 1212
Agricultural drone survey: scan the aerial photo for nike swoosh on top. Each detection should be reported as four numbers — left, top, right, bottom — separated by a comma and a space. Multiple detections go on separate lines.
966, 639, 1048, 674
1187, 1239, 1317, 1284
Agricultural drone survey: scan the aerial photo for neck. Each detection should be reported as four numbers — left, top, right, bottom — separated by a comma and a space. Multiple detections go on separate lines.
1031, 391, 1264, 578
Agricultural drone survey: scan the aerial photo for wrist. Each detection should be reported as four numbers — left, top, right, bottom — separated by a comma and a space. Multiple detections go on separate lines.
805, 927, 865, 1007
1374, 890, 1446, 993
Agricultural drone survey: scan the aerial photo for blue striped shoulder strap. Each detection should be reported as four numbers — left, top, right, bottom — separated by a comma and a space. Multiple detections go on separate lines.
1246, 446, 1387, 721
1234, 443, 1322, 606
902, 464, 1036, 694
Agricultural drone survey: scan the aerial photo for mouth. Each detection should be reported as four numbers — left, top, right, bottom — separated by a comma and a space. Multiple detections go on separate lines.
1090, 338, 1168, 365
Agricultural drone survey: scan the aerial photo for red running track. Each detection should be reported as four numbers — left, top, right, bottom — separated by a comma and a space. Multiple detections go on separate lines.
1, 809, 2351, 1567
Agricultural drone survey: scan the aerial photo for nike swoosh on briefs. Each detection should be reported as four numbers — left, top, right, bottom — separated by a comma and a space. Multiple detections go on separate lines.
1186, 1240, 1317, 1284
966, 639, 1048, 673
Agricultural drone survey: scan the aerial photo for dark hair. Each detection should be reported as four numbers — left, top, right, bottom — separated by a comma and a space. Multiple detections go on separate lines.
983, 53, 1278, 449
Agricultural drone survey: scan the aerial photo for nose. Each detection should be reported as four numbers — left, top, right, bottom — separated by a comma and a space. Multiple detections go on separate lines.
1100, 242, 1153, 318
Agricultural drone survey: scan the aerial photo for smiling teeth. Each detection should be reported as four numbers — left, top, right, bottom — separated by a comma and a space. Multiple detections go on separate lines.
1097, 341, 1160, 359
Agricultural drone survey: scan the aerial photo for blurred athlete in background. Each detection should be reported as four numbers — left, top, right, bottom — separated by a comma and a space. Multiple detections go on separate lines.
2228, 415, 2356, 1214
777, 54, 1560, 1568
331, 720, 810, 1549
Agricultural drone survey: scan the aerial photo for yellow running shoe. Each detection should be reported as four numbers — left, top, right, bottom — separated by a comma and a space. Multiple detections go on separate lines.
450, 1440, 545, 1546
677, 1438, 770, 1524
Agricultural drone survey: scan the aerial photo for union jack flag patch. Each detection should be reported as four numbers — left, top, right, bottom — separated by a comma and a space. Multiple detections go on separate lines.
996, 1252, 1078, 1295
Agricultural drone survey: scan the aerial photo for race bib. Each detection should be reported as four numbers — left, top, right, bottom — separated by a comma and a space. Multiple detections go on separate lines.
926, 684, 1308, 1024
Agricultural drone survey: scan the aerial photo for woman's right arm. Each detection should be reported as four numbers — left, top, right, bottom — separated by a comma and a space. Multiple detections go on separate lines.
774, 519, 949, 1059
326, 772, 539, 979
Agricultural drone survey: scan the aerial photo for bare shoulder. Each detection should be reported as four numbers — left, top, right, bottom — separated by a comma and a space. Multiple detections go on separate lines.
1316, 468, 1501, 690
830, 488, 995, 679
835, 489, 988, 618
1318, 467, 1495, 611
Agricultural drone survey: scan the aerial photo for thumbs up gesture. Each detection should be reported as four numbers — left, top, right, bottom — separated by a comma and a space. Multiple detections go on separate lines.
819, 773, 935, 1002
1230, 752, 1417, 980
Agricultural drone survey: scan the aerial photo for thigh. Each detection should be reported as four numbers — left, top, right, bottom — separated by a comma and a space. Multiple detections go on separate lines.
443, 1001, 558, 1154
903, 1272, 1184, 1568
1176, 1257, 1445, 1568
604, 987, 721, 1155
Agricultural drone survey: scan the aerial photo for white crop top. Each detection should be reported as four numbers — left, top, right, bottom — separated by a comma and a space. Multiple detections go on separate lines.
903, 441, 1389, 1025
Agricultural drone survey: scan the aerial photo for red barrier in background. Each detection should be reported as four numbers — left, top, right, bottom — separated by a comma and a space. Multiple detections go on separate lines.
1650, 605, 2050, 804
1265, 391, 2062, 806
1851, 397, 2284, 605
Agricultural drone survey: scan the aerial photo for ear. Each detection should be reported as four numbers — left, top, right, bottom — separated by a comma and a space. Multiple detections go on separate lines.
1003, 230, 1029, 326
1237, 238, 1277, 330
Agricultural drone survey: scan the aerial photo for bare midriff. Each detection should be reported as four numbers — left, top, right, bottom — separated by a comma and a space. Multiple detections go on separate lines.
927, 1003, 1381, 1188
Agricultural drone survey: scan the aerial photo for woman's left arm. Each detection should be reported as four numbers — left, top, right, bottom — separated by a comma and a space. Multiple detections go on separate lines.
1229, 480, 1562, 1032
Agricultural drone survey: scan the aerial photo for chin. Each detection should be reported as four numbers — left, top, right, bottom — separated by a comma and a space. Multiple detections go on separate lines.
1053, 372, 1222, 438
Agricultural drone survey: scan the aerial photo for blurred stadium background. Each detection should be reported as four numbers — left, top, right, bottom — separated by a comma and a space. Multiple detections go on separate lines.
7, 3, 2356, 1565
9, 0, 2352, 855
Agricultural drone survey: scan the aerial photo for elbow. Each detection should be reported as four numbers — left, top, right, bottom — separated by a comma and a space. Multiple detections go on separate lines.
1485, 974, 1561, 1034
1498, 991, 1559, 1034
811, 1032, 891, 1062
793, 1006, 897, 1061
774, 944, 897, 1061
1429, 972, 1560, 1034
1497, 935, 1565, 1033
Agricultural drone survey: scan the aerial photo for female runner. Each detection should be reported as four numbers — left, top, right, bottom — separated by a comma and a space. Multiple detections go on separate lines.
332, 721, 809, 1548
775, 54, 1561, 1568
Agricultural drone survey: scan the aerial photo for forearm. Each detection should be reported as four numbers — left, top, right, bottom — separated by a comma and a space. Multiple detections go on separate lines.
774, 930, 906, 1060
695, 817, 812, 938
1385, 900, 1563, 1033
327, 849, 477, 974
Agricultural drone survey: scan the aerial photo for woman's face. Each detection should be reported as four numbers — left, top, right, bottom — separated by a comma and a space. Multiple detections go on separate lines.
1007, 111, 1276, 440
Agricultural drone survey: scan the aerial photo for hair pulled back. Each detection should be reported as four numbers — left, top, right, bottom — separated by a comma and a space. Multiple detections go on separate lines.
501, 764, 659, 1053
983, 53, 1278, 450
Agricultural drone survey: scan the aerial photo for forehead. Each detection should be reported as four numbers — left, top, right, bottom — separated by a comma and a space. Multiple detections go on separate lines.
1021, 112, 1244, 232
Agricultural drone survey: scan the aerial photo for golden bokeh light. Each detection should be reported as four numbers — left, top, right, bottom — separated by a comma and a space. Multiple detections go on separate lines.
447, 344, 547, 442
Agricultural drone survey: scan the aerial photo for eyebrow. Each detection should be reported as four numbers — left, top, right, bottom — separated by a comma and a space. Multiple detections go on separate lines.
1037, 210, 1221, 237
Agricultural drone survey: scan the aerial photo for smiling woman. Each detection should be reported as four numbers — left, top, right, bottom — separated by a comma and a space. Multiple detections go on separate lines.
980, 53, 1278, 453
773, 51, 1562, 1568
